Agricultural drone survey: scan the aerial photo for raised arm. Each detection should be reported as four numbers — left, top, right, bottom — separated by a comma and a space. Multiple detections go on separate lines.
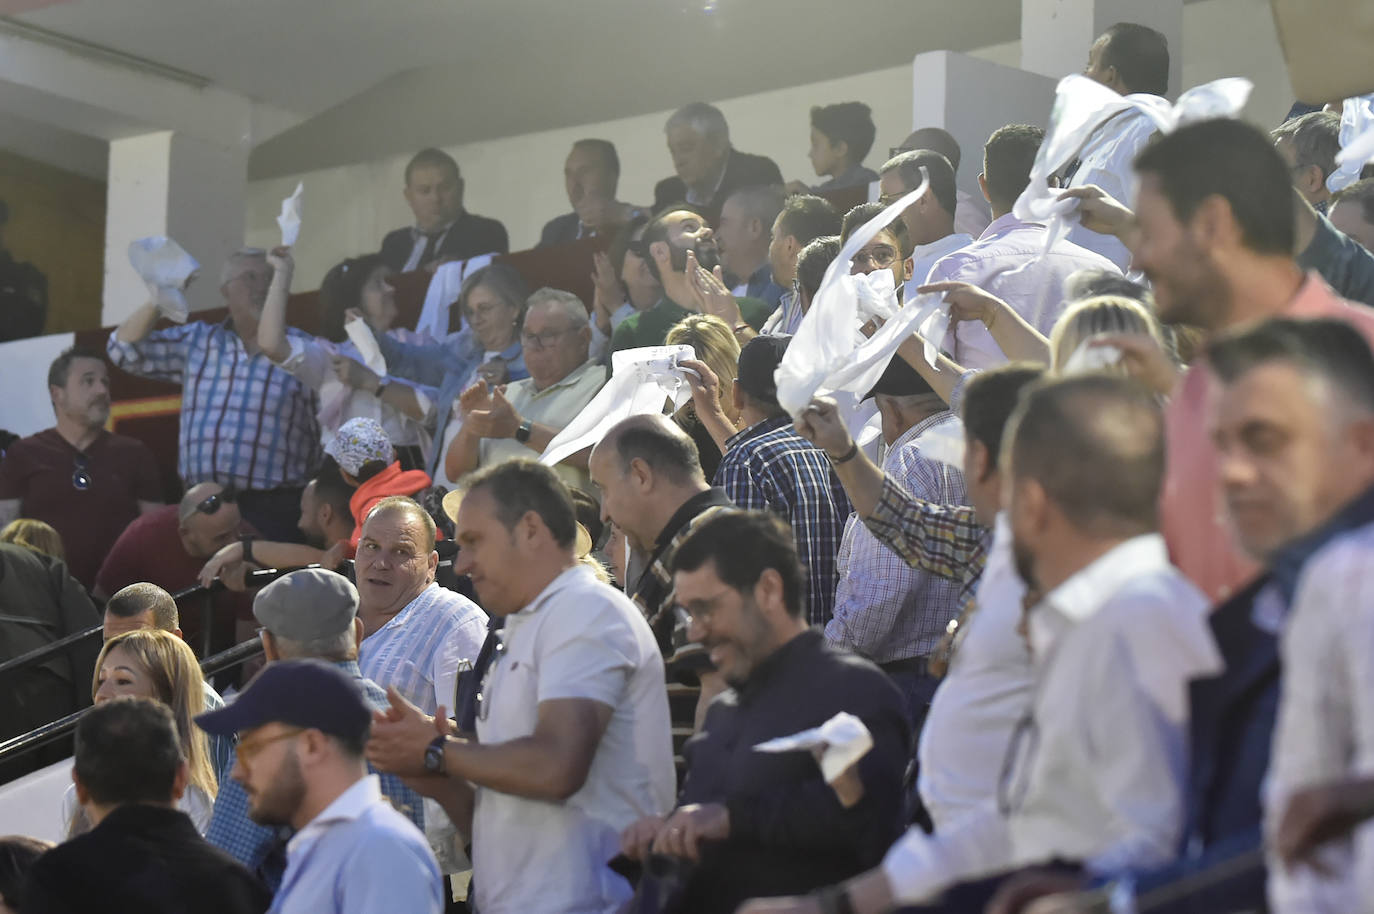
257, 246, 295, 363
115, 300, 161, 344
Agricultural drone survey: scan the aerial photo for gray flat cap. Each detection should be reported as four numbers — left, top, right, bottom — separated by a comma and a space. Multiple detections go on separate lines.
252, 568, 358, 642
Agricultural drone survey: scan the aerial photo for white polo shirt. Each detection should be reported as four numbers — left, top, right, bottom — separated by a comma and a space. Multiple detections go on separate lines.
471, 564, 676, 914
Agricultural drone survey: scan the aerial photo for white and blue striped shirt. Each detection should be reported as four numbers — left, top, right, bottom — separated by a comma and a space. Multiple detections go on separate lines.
359, 582, 487, 715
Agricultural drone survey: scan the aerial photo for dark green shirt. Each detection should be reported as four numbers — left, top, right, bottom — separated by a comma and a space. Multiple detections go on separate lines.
609, 295, 772, 354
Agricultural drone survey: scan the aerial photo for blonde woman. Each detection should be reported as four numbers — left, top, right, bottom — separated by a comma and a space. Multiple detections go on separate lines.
1048, 294, 1168, 374
62, 630, 217, 836
0, 519, 64, 562
665, 313, 742, 479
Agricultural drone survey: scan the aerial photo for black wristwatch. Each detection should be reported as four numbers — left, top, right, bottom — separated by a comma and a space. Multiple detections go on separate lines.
240, 535, 257, 566
423, 734, 448, 775
514, 418, 534, 444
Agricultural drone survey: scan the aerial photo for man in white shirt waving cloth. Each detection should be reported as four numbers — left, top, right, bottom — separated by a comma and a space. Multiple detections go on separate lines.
365, 458, 676, 914
739, 373, 1220, 914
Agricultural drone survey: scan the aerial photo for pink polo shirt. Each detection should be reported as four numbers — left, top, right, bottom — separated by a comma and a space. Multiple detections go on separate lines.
1162, 273, 1374, 604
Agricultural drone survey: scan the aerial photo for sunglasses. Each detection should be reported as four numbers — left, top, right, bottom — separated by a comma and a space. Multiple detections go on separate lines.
72, 454, 92, 491
194, 484, 239, 516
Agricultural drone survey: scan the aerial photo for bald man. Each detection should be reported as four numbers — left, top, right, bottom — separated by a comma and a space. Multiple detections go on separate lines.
95, 481, 257, 654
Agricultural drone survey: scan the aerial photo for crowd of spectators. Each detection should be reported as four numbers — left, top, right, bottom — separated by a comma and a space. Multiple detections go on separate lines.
4, 17, 1374, 914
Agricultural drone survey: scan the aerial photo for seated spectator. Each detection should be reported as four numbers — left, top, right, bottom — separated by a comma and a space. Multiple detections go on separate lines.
366, 459, 675, 914
755, 375, 1219, 913
204, 569, 424, 891
101, 582, 232, 779
197, 661, 442, 913
539, 139, 646, 247
686, 335, 854, 625
319, 417, 433, 552
653, 102, 784, 224
612, 208, 772, 353
0, 346, 161, 590
364, 263, 530, 482
108, 248, 321, 542
0, 835, 50, 914
0, 541, 100, 783
1330, 177, 1374, 251
878, 150, 973, 297
355, 497, 486, 714
258, 248, 428, 461
66, 630, 219, 836
926, 125, 1119, 370
95, 482, 255, 653
716, 185, 788, 308
620, 511, 908, 913
0, 518, 63, 561
25, 699, 270, 913
446, 288, 608, 494
798, 101, 881, 193
665, 313, 741, 479
757, 194, 841, 335
843, 202, 911, 295
892, 126, 990, 238
379, 147, 508, 273
826, 357, 967, 728
589, 214, 663, 361
1272, 110, 1341, 213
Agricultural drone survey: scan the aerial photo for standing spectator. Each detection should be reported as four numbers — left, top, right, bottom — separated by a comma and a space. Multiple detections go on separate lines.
355, 497, 485, 715
205, 569, 424, 892
0, 198, 47, 342
691, 335, 853, 625
843, 202, 911, 294
757, 195, 841, 336
379, 147, 508, 273
366, 460, 675, 914
1272, 110, 1341, 213
588, 215, 663, 361
445, 289, 607, 494
539, 139, 645, 247
0, 540, 100, 783
826, 358, 967, 727
620, 511, 908, 913
23, 699, 270, 914
197, 661, 442, 914
716, 185, 788, 308
891, 127, 991, 239
322, 417, 432, 553
665, 314, 742, 479
107, 248, 321, 541
652, 103, 783, 225
878, 151, 973, 297
1330, 177, 1374, 251
94, 482, 255, 653
799, 101, 880, 192
0, 347, 162, 590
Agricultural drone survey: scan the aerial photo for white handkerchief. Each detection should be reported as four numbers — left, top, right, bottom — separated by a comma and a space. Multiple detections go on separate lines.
278, 182, 304, 247
418, 254, 496, 339
1329, 94, 1374, 195
1061, 339, 1123, 375
345, 315, 388, 377
754, 712, 874, 784
540, 345, 696, 467
128, 236, 200, 323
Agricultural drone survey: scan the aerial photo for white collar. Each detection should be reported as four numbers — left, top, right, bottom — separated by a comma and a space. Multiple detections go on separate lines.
288, 774, 381, 852
1042, 533, 1170, 624
513, 563, 592, 620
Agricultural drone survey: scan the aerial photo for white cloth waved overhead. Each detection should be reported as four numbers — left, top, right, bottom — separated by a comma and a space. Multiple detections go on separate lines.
128, 236, 200, 323
1328, 94, 1374, 195
540, 345, 695, 466
277, 182, 303, 247
1014, 74, 1253, 257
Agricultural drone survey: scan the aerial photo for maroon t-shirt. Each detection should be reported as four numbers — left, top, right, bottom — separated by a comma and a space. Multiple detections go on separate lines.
0, 429, 163, 590
93, 504, 255, 655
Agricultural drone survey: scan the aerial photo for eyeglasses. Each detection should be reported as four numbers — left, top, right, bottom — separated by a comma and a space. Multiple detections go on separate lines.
852, 246, 899, 269
193, 484, 238, 516
72, 454, 91, 491
520, 326, 577, 352
475, 633, 507, 722
235, 727, 303, 766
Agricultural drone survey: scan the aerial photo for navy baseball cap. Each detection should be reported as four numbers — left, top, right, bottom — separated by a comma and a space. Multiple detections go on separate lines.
195, 659, 371, 742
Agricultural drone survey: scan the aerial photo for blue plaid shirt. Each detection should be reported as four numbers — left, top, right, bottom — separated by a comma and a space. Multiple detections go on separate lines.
107, 320, 321, 489
714, 415, 854, 626
204, 661, 424, 892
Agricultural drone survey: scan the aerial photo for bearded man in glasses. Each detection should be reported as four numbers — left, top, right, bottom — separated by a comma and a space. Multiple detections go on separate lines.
0, 346, 163, 590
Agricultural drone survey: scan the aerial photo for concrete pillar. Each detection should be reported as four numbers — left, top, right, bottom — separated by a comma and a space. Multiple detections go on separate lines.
911, 51, 1059, 203
102, 131, 249, 325
1020, 0, 1184, 100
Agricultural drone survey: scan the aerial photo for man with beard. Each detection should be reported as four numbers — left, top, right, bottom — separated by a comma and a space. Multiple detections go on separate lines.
609, 207, 772, 353
197, 658, 441, 913
619, 510, 908, 914
0, 346, 162, 590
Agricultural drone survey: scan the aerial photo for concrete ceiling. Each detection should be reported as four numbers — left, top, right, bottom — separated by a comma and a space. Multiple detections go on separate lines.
8, 0, 1030, 179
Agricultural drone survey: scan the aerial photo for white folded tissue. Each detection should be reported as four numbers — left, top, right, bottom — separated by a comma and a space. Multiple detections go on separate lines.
754, 712, 874, 784
128, 236, 199, 324
277, 182, 304, 247
344, 314, 388, 377
1328, 94, 1374, 195
540, 345, 698, 467
1060, 339, 1124, 375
